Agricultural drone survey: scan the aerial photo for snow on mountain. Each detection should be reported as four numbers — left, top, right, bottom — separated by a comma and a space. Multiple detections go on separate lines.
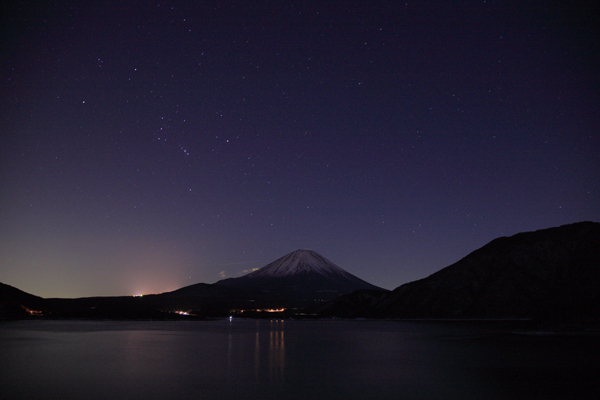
244, 249, 355, 279
212, 249, 385, 307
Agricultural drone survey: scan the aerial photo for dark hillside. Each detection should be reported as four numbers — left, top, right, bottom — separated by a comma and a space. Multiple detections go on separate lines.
318, 222, 600, 322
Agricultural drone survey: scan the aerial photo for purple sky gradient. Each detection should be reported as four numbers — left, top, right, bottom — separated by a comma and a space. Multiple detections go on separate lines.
1, 1, 598, 297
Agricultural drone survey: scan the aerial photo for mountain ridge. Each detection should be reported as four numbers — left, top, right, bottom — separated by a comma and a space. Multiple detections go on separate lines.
241, 249, 356, 279
213, 249, 385, 308
2, 221, 598, 322
317, 221, 600, 322
0, 248, 385, 318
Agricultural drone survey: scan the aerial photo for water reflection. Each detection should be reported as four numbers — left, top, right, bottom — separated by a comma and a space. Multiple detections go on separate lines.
122, 330, 147, 376
2, 320, 596, 400
268, 320, 285, 381
252, 320, 286, 383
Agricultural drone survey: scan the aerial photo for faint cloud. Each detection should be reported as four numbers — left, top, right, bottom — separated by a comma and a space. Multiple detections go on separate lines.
219, 271, 227, 279
218, 261, 256, 266
241, 268, 259, 274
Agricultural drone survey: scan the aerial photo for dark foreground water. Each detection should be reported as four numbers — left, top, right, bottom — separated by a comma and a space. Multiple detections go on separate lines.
1, 319, 599, 400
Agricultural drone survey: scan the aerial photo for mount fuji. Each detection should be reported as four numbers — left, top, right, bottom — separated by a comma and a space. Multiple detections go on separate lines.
0, 249, 386, 319
235, 249, 370, 280
214, 249, 385, 307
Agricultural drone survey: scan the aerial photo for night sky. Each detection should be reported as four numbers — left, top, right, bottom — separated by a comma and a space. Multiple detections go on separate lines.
1, 1, 598, 298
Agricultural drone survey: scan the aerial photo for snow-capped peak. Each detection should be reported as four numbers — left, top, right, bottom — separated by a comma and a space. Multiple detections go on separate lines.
244, 249, 353, 279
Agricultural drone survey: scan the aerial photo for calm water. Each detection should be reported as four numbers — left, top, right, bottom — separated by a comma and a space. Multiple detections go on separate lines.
1, 319, 598, 399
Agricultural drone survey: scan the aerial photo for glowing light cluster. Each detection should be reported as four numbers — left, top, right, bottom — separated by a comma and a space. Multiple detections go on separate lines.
20, 306, 43, 316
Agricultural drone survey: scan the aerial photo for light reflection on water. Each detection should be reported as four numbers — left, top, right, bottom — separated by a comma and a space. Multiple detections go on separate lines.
1, 319, 599, 400
267, 320, 285, 382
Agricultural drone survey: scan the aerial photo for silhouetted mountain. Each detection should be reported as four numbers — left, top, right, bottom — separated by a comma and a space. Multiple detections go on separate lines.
43, 295, 181, 320
214, 249, 385, 308
317, 222, 600, 322
151, 283, 239, 316
0, 249, 383, 319
4, 223, 598, 322
0, 282, 46, 319
162, 282, 234, 298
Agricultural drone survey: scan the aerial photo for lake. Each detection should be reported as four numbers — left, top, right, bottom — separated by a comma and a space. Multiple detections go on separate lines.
1, 319, 598, 399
